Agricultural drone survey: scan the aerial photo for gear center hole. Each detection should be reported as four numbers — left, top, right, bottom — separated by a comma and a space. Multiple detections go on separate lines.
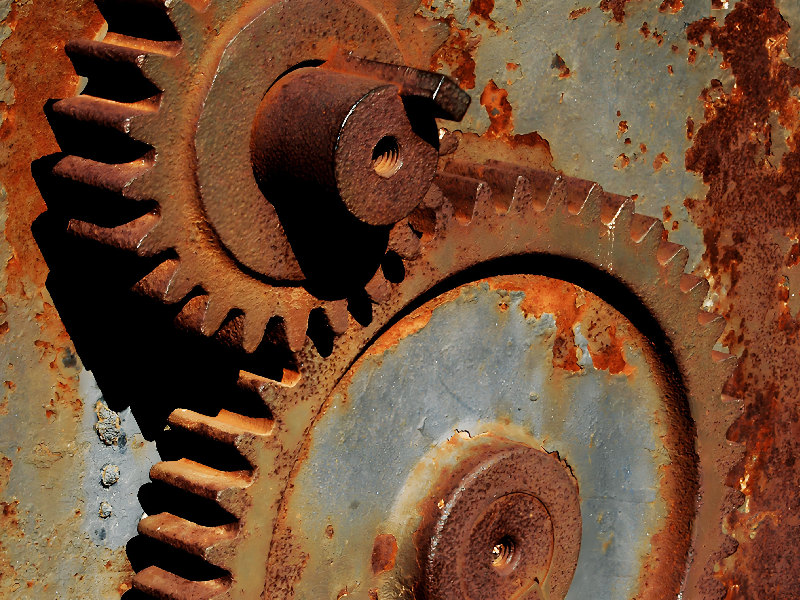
372, 136, 402, 178
490, 535, 517, 572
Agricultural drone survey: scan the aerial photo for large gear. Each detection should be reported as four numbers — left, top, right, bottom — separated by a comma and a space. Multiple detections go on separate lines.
49, 1, 742, 599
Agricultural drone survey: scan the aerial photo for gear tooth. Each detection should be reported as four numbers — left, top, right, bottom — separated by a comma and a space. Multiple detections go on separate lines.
698, 310, 727, 344
150, 458, 251, 507
629, 213, 664, 252
434, 172, 491, 223
136, 218, 173, 256
68, 212, 158, 252
135, 258, 180, 300
388, 220, 421, 259
162, 0, 209, 36
138, 512, 238, 562
446, 159, 521, 213
561, 176, 597, 215
201, 298, 233, 337
139, 52, 176, 89
365, 269, 392, 303
541, 175, 567, 216
322, 300, 350, 335
53, 156, 153, 199
609, 196, 635, 231
162, 262, 197, 303
656, 240, 690, 281
515, 168, 559, 212
680, 273, 710, 306
168, 408, 271, 444
133, 565, 230, 600
51, 95, 157, 133
409, 184, 445, 238
176, 294, 229, 337
277, 306, 313, 354
175, 294, 208, 334
599, 191, 629, 226
238, 310, 271, 354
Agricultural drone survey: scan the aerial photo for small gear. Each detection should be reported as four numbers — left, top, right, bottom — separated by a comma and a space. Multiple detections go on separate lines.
48, 1, 743, 599
51, 0, 467, 356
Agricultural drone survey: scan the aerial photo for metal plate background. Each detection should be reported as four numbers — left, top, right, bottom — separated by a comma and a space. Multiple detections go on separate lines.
1, 0, 798, 597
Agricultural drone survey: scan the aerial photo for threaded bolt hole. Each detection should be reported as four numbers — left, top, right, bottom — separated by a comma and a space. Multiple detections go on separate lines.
372, 136, 402, 178
490, 535, 517, 570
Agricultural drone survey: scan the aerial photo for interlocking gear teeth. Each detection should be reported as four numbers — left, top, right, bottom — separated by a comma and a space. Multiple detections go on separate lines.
50, 0, 742, 595
55, 0, 459, 357
132, 371, 273, 600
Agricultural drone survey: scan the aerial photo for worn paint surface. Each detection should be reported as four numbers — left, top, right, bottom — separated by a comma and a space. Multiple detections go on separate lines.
1, 0, 798, 597
421, 1, 800, 597
280, 277, 690, 599
0, 0, 159, 597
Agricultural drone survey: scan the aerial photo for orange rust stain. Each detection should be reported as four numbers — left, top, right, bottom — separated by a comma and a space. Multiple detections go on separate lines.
469, 0, 494, 22
1, 500, 21, 538
569, 7, 591, 19
640, 143, 648, 153
0, 457, 11, 495
659, 0, 684, 12
684, 1, 800, 595
370, 533, 398, 575
506, 62, 519, 71
667, 64, 674, 75
640, 21, 651, 37
479, 80, 553, 162
363, 307, 435, 359
551, 53, 571, 78
688, 48, 697, 64
618, 120, 629, 137
487, 276, 587, 372
430, 18, 479, 90
584, 323, 632, 375
614, 154, 631, 170
481, 79, 513, 138
0, 0, 104, 294
599, 0, 638, 22
653, 152, 669, 171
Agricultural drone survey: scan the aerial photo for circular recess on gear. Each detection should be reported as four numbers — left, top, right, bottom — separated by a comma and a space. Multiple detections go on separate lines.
372, 136, 402, 179
268, 275, 699, 600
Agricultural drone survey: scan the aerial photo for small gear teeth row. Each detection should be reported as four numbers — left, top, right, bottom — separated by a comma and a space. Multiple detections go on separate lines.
133, 372, 272, 599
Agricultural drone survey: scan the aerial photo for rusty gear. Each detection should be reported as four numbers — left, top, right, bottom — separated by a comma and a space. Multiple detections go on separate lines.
51, 0, 467, 355
48, 1, 742, 599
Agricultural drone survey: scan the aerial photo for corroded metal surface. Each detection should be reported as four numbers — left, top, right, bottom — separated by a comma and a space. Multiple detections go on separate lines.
279, 276, 688, 599
1, 0, 798, 598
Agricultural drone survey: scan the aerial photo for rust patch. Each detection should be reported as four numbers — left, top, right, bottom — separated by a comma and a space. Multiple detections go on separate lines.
659, 0, 684, 13
653, 152, 669, 171
599, 0, 639, 23
479, 80, 553, 162
614, 153, 631, 170
569, 7, 591, 20
468, 0, 494, 23
551, 53, 571, 78
370, 533, 398, 575
0, 0, 104, 293
684, 0, 800, 597
430, 17, 479, 90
